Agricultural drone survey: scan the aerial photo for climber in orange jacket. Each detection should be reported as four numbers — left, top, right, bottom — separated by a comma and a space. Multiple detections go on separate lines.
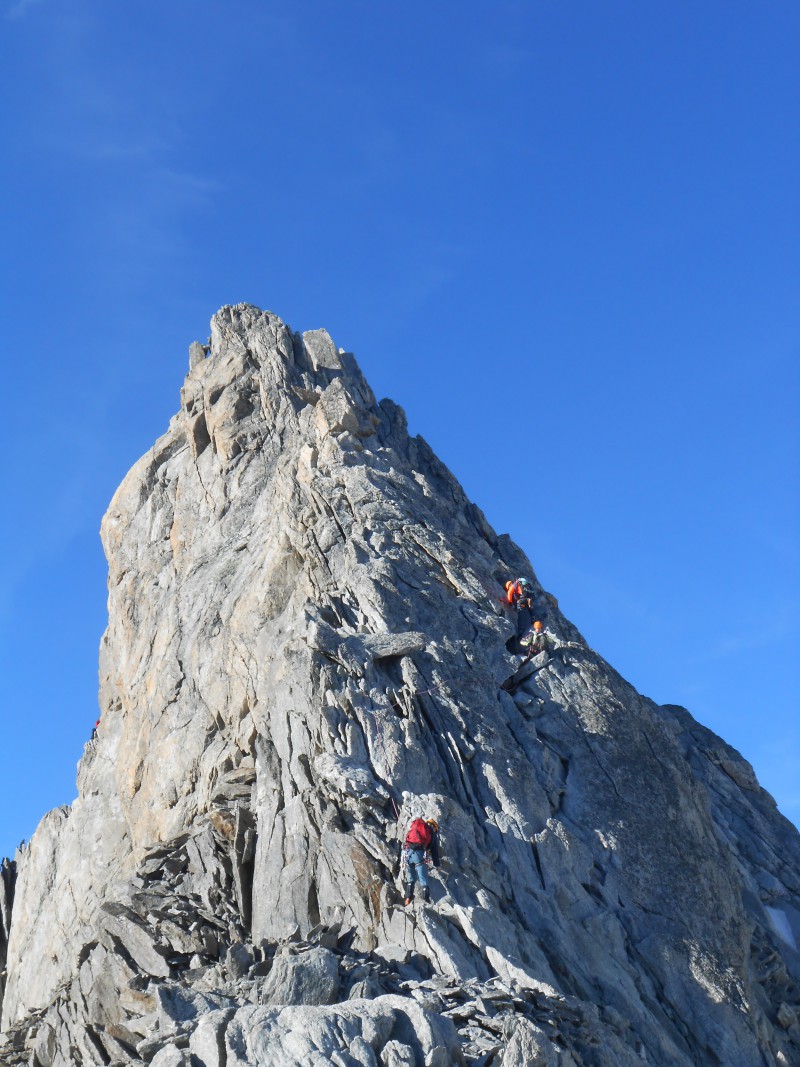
505, 578, 533, 610
505, 577, 534, 638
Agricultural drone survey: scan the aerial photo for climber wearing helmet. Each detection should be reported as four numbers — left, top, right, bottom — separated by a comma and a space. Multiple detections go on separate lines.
402, 817, 441, 905
505, 577, 533, 610
520, 620, 553, 660
505, 577, 535, 639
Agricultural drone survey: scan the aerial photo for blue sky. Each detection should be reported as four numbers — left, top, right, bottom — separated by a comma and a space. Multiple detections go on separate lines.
0, 0, 797, 856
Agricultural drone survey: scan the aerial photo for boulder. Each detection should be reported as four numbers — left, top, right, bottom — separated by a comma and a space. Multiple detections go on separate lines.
259, 947, 340, 1007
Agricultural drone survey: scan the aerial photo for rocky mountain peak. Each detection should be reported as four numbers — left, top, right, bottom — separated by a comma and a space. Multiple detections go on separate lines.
0, 304, 798, 1067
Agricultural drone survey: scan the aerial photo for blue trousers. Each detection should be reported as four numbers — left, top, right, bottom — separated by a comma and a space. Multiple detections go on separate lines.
405, 848, 429, 889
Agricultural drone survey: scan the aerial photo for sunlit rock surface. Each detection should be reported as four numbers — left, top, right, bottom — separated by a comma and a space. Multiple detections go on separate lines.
1, 304, 798, 1066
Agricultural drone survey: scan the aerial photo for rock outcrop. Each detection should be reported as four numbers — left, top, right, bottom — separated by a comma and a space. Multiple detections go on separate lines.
1, 303, 798, 1066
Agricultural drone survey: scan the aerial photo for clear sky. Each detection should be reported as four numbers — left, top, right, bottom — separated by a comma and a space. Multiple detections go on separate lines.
0, 1, 797, 857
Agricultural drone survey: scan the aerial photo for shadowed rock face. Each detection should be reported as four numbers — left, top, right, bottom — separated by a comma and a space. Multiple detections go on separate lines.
1, 304, 798, 1066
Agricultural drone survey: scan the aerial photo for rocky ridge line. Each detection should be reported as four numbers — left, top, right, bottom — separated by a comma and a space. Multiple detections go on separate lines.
0, 304, 798, 1066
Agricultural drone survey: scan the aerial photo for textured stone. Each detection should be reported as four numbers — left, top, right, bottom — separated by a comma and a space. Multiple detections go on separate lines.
259, 947, 340, 1006
225, 942, 254, 980
189, 341, 208, 370
501, 1018, 558, 1067
424, 1048, 451, 1067
98, 903, 171, 979
0, 304, 798, 1067
380, 1039, 416, 1067
32, 1022, 56, 1067
188, 1008, 235, 1067
150, 1046, 191, 1067
777, 1002, 797, 1028
221, 996, 459, 1067
0, 857, 14, 1021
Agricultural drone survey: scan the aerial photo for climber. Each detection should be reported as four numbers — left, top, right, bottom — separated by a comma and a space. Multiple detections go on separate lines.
504, 577, 533, 610
505, 577, 534, 639
520, 620, 552, 660
402, 817, 440, 905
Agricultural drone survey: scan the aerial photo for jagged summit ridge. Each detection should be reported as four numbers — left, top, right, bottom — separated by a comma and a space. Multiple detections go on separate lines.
0, 304, 798, 1066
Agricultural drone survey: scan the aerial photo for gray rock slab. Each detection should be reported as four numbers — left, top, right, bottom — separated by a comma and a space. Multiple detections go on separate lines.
301, 329, 343, 372
150, 1046, 191, 1067
313, 753, 389, 804
189, 1008, 236, 1067
379, 1040, 415, 1067
501, 1018, 558, 1067
363, 632, 427, 660
222, 995, 460, 1067
98, 903, 171, 979
259, 947, 340, 1007
226, 942, 255, 980
189, 341, 207, 369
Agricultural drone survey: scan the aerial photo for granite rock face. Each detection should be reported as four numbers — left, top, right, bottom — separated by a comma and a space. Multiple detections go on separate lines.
1, 304, 798, 1066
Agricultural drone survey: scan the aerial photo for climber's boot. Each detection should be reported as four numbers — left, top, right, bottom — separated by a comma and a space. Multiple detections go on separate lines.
403, 883, 413, 906
421, 886, 430, 903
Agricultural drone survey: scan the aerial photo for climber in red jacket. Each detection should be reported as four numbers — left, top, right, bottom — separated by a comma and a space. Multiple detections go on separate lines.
402, 817, 440, 905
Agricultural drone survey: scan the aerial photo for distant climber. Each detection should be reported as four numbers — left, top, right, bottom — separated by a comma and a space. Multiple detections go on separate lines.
505, 577, 535, 638
520, 620, 552, 660
401, 817, 440, 905
505, 577, 533, 610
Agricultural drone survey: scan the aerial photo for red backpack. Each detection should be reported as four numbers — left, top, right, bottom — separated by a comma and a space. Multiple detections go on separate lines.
405, 818, 432, 849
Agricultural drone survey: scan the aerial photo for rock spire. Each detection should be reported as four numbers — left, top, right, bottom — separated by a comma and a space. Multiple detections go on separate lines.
0, 304, 798, 1066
